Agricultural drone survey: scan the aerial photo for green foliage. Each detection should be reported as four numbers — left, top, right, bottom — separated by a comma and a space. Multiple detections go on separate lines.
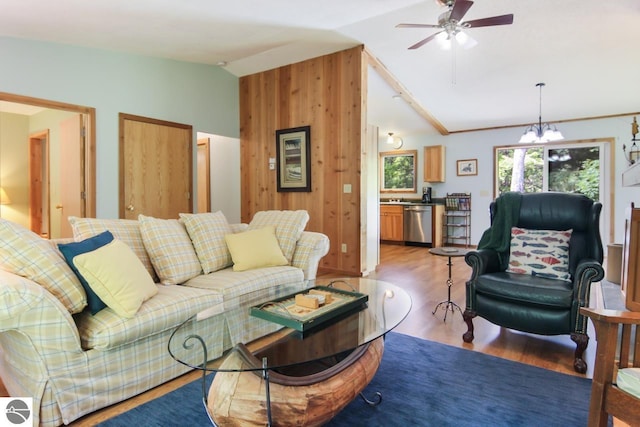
497, 147, 543, 195
383, 155, 415, 189
496, 146, 600, 201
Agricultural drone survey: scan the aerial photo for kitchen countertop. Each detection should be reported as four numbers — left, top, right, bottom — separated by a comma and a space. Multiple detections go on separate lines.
380, 201, 442, 206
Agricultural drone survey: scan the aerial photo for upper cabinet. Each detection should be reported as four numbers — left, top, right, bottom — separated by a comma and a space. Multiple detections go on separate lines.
424, 145, 445, 182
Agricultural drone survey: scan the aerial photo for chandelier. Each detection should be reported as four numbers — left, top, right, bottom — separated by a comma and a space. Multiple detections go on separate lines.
518, 82, 564, 143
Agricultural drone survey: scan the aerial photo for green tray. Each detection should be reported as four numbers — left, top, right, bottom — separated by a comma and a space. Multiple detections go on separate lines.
250, 286, 368, 332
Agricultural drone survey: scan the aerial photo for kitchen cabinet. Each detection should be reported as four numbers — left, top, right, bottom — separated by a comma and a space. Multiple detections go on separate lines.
380, 205, 404, 241
424, 145, 445, 183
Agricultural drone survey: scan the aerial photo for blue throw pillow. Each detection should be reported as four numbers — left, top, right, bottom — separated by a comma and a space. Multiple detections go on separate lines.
58, 230, 114, 314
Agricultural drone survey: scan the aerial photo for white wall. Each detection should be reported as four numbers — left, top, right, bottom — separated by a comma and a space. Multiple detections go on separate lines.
0, 112, 28, 225
0, 36, 239, 218
379, 114, 639, 247
197, 132, 241, 223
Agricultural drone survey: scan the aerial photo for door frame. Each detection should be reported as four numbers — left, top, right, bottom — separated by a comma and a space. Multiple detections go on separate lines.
0, 91, 96, 218
29, 130, 50, 236
197, 137, 211, 213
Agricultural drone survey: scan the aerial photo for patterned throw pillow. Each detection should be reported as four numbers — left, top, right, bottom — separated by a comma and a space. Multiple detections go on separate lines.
138, 215, 202, 285
248, 210, 309, 262
68, 216, 158, 282
179, 212, 233, 274
0, 219, 87, 313
507, 227, 572, 280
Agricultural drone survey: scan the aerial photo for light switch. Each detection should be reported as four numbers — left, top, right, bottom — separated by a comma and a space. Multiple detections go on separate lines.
343, 184, 352, 193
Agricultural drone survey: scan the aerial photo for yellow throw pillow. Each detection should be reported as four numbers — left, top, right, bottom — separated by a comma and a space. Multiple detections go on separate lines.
224, 226, 288, 272
247, 210, 309, 263
73, 239, 158, 318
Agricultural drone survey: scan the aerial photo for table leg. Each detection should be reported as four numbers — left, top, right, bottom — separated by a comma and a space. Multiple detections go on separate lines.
432, 255, 463, 321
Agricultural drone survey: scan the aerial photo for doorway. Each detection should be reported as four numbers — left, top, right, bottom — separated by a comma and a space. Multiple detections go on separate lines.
0, 92, 96, 237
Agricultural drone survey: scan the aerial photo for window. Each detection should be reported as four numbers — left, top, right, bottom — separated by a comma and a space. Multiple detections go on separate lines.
494, 139, 613, 246
380, 150, 417, 193
495, 142, 604, 202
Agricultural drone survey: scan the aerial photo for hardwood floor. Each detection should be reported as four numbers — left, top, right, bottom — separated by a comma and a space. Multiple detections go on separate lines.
2, 243, 604, 425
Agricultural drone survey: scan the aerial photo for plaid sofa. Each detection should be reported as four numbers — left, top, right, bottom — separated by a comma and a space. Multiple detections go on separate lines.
0, 212, 329, 426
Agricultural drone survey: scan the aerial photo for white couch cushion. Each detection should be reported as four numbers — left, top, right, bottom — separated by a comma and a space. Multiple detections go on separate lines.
139, 215, 202, 285
76, 284, 224, 350
184, 265, 303, 307
618, 367, 640, 399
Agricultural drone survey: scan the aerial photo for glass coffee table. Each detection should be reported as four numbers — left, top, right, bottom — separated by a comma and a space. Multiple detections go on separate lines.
168, 277, 411, 426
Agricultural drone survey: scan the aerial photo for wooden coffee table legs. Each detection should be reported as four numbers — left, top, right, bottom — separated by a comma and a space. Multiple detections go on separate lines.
207, 337, 385, 426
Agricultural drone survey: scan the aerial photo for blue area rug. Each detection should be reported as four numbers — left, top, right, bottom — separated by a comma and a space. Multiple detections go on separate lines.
100, 332, 597, 427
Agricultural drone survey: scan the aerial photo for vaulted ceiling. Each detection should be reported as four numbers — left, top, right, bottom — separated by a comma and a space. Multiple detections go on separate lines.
2, 0, 639, 137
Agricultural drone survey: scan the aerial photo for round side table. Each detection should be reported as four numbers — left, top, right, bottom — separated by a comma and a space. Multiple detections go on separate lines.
429, 247, 470, 322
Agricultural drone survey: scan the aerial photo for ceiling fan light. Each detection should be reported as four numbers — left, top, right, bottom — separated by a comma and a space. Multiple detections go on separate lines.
439, 39, 452, 50
455, 31, 468, 44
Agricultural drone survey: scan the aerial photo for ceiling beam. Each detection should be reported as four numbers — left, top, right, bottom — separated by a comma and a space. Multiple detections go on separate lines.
363, 47, 449, 136
449, 111, 640, 135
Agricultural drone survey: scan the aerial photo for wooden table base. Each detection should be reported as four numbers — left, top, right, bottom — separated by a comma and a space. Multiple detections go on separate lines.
207, 337, 384, 426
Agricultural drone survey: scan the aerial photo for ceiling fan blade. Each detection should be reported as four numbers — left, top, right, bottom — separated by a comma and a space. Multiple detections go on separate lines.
396, 23, 440, 29
450, 0, 474, 22
408, 31, 443, 50
465, 14, 514, 28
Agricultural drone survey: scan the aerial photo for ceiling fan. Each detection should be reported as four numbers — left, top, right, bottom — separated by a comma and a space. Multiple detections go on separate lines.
396, 0, 514, 50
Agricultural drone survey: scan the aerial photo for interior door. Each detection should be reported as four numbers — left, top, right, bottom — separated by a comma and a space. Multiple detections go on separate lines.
58, 114, 85, 238
120, 114, 192, 219
197, 137, 211, 213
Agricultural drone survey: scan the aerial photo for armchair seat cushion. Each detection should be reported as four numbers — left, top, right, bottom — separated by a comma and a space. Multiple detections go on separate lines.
618, 368, 640, 399
476, 272, 573, 308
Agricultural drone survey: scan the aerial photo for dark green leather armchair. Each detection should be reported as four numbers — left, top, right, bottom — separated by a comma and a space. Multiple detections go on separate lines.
463, 192, 604, 373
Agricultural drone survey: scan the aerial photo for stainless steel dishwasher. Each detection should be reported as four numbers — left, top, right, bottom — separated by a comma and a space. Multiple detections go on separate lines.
403, 205, 433, 244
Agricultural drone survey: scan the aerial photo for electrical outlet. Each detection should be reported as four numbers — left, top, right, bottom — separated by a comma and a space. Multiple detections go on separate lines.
341, 243, 347, 253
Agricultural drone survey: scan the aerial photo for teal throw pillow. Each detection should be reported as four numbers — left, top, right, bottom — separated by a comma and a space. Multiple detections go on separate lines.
58, 230, 113, 314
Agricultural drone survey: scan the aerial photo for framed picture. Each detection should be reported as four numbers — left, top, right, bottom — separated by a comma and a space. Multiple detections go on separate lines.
457, 159, 478, 176
380, 150, 417, 193
276, 126, 311, 192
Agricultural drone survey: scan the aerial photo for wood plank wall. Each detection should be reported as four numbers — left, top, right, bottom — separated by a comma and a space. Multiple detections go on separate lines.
239, 46, 366, 275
